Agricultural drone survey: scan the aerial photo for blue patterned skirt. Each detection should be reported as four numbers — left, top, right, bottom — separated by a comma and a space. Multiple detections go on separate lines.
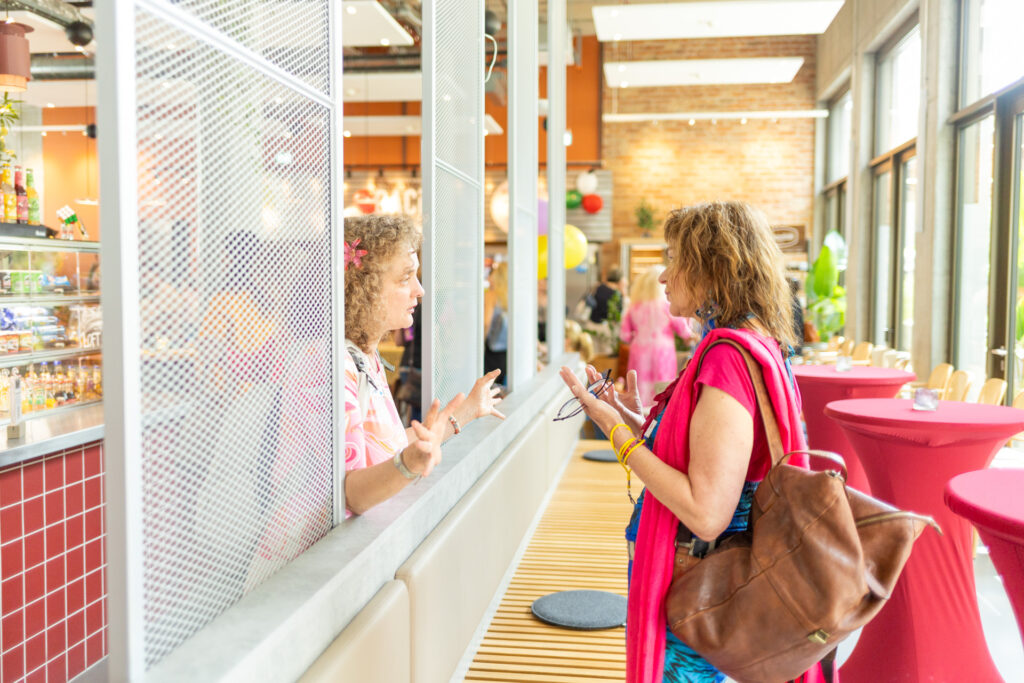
625, 482, 759, 683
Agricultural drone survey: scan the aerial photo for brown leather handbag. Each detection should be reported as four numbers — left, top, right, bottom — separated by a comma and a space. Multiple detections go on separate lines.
665, 341, 939, 683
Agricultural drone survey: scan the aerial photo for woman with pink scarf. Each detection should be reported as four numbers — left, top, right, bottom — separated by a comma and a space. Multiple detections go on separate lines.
560, 202, 824, 683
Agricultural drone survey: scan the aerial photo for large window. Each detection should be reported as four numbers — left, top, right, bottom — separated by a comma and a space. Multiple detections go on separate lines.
827, 90, 852, 185
961, 0, 1024, 108
953, 115, 996, 383
875, 26, 921, 155
950, 0, 1024, 403
870, 23, 920, 350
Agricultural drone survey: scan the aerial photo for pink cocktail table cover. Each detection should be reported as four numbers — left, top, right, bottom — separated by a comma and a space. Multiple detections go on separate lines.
824, 399, 1024, 683
946, 468, 1024, 646
793, 366, 915, 493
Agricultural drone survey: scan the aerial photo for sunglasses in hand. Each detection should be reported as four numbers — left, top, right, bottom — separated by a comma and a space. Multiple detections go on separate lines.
553, 369, 612, 421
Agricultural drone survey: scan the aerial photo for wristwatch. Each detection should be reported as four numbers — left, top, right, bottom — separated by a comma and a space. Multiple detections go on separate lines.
393, 450, 420, 480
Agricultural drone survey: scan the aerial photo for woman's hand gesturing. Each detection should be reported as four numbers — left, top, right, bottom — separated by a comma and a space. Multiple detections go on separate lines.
558, 366, 623, 436
464, 368, 506, 421
588, 366, 644, 430
403, 393, 466, 477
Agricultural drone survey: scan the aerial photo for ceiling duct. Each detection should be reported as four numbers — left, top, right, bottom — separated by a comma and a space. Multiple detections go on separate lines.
30, 53, 92, 79
8, 0, 92, 30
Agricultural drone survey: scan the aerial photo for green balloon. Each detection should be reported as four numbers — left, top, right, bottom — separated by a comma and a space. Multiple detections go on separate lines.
566, 189, 583, 209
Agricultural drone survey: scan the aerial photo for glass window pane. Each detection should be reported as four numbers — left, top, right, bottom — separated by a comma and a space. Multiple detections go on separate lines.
873, 171, 893, 346
954, 115, 995, 381
876, 27, 921, 154
961, 0, 1024, 108
827, 90, 852, 184
898, 158, 918, 351
825, 192, 838, 235
1012, 116, 1024, 395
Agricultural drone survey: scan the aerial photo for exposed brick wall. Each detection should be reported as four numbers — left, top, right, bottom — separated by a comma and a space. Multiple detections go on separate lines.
601, 36, 817, 267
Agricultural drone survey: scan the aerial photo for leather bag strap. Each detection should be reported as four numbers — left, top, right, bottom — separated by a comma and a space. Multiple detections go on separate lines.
693, 339, 787, 467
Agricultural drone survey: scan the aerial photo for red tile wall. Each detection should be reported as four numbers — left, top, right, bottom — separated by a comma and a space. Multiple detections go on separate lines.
0, 442, 106, 683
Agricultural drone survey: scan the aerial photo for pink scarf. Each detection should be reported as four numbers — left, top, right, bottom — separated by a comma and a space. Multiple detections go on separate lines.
626, 327, 812, 683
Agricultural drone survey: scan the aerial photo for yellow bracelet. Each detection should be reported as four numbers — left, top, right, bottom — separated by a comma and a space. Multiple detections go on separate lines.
622, 440, 643, 468
617, 437, 637, 463
609, 423, 632, 450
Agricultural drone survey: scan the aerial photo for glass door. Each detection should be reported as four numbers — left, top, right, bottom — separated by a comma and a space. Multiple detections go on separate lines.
896, 155, 918, 351
1008, 111, 1024, 398
953, 115, 996, 384
872, 167, 894, 346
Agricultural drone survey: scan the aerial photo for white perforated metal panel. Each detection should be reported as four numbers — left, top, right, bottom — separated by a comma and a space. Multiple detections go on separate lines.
422, 0, 485, 404
103, 0, 339, 672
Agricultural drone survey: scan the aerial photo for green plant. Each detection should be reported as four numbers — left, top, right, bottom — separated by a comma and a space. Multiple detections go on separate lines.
807, 245, 847, 340
635, 199, 655, 236
0, 93, 21, 164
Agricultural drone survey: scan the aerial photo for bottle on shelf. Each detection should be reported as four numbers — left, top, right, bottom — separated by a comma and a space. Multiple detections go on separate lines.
91, 364, 101, 398
53, 360, 66, 406
25, 168, 39, 226
74, 364, 86, 402
15, 166, 27, 225
1, 164, 15, 223
0, 368, 9, 414
22, 364, 35, 413
39, 361, 53, 410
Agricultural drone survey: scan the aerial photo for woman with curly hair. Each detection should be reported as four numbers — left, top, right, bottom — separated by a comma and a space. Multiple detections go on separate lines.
343, 214, 504, 515
561, 202, 821, 683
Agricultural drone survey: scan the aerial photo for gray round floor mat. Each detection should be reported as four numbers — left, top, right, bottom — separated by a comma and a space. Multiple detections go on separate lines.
582, 449, 618, 463
530, 590, 627, 630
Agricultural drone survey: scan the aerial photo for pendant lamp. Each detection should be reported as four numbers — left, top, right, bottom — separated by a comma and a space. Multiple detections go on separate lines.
0, 21, 32, 92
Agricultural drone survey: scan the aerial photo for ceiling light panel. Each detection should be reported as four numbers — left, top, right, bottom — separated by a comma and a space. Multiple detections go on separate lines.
342, 1, 414, 47
343, 113, 503, 136
343, 71, 422, 101
592, 1, 844, 41
604, 57, 805, 87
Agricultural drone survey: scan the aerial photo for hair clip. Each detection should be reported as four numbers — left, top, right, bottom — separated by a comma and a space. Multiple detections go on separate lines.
344, 238, 368, 270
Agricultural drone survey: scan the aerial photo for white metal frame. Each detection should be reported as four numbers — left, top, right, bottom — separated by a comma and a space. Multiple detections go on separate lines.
330, 0, 346, 524
546, 0, 567, 362
97, 0, 144, 677
507, 0, 539, 391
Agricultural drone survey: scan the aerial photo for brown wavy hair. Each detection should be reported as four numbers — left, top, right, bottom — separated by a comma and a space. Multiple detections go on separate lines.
344, 214, 423, 353
663, 201, 796, 347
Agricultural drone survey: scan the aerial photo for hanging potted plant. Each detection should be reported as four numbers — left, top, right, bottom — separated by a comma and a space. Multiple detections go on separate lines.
635, 198, 655, 238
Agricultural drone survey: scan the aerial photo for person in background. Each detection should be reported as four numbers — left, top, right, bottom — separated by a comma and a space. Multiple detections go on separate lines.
789, 278, 805, 355
589, 265, 625, 325
619, 264, 695, 407
560, 201, 819, 683
344, 215, 504, 515
483, 261, 509, 386
564, 319, 594, 363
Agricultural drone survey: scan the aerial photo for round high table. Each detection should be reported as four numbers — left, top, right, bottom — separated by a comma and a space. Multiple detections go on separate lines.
792, 365, 915, 494
824, 398, 1024, 683
946, 468, 1024, 647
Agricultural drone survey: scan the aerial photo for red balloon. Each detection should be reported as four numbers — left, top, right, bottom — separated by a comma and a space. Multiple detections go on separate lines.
353, 189, 377, 214
582, 193, 603, 214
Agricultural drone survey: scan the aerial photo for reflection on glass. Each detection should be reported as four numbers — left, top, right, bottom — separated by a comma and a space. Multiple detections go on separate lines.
825, 192, 837, 235
1012, 116, 1024, 395
961, 0, 1024, 108
876, 27, 921, 154
873, 171, 893, 346
827, 91, 853, 183
898, 157, 917, 351
954, 115, 995, 383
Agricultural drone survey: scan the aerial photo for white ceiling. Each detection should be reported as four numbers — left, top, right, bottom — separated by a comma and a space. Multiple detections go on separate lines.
341, 0, 415, 47
343, 71, 422, 101
604, 57, 805, 87
592, 1, 844, 41
10, 7, 95, 54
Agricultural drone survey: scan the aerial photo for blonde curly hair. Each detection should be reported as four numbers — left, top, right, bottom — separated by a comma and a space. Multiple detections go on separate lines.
344, 214, 423, 353
663, 201, 796, 347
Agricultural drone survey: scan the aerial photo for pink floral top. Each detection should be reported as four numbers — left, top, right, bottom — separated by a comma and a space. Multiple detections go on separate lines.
344, 347, 408, 474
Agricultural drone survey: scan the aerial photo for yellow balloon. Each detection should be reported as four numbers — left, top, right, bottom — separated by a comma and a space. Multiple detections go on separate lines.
537, 226, 589, 279
537, 234, 549, 279
564, 224, 588, 270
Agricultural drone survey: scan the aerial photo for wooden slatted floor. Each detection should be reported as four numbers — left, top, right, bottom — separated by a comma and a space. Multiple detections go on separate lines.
464, 439, 630, 682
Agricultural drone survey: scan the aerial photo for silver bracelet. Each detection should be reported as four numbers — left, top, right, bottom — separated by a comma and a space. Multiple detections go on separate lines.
393, 450, 420, 480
